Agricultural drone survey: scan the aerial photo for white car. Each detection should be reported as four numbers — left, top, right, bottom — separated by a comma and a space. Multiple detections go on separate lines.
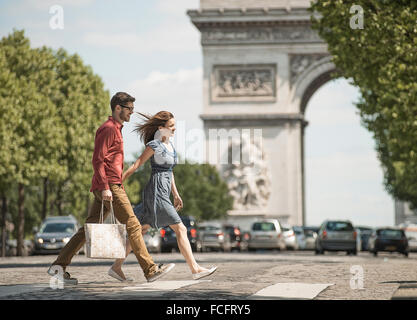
282, 225, 304, 250
248, 219, 286, 251
403, 225, 417, 252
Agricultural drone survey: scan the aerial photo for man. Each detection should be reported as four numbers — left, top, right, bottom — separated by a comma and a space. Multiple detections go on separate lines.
47, 92, 175, 284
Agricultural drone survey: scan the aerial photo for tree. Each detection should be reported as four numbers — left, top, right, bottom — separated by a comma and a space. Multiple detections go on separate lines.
310, 1, 417, 208
0, 30, 109, 254
0, 30, 63, 255
124, 152, 233, 222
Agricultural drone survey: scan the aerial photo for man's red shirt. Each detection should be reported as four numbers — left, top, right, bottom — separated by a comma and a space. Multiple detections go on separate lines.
90, 116, 124, 192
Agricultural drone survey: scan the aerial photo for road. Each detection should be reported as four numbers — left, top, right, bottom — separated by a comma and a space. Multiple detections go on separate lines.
0, 250, 416, 300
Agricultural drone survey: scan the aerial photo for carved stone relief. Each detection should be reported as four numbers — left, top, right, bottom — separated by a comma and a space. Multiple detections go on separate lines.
290, 54, 329, 85
211, 64, 276, 102
222, 135, 271, 211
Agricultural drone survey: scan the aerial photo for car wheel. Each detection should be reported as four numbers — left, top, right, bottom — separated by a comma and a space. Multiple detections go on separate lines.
352, 250, 357, 255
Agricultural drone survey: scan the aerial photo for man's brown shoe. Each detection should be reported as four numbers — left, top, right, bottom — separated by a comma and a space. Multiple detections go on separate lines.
146, 263, 175, 282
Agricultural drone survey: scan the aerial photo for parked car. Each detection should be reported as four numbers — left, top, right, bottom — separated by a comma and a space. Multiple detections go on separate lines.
200, 223, 232, 252
143, 228, 162, 253
315, 220, 357, 255
401, 224, 417, 252
248, 219, 286, 251
368, 227, 409, 257
33, 216, 80, 255
282, 225, 302, 250
240, 230, 250, 252
356, 226, 373, 251
301, 226, 319, 250
160, 216, 201, 253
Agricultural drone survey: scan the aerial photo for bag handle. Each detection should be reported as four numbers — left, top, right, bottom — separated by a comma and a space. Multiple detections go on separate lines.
100, 200, 116, 224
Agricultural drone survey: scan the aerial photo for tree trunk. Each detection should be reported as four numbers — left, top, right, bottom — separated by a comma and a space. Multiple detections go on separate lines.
1, 194, 7, 257
17, 184, 25, 256
42, 178, 48, 220
57, 186, 63, 216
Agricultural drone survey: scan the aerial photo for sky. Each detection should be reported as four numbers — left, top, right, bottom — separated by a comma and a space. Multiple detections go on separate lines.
0, 0, 395, 228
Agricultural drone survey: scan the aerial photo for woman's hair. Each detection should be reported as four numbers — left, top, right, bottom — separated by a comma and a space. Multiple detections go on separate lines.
134, 111, 174, 145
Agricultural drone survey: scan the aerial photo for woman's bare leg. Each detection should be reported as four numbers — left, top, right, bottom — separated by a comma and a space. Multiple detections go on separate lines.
169, 223, 210, 274
110, 224, 151, 279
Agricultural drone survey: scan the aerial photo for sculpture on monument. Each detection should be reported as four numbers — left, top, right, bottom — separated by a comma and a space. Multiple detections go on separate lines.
223, 135, 271, 211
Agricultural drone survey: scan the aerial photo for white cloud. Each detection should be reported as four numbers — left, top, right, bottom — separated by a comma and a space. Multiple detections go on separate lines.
122, 67, 203, 162
155, 0, 199, 15
83, 21, 199, 53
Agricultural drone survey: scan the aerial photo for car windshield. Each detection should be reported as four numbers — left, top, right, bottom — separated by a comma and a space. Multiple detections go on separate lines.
40, 223, 75, 233
293, 227, 303, 235
252, 222, 276, 231
326, 222, 353, 231
377, 229, 404, 238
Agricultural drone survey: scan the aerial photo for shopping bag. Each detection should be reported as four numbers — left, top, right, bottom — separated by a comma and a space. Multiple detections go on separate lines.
84, 200, 126, 259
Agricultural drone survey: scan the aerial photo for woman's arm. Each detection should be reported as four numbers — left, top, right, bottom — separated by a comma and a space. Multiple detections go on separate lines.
171, 172, 183, 211
122, 146, 154, 182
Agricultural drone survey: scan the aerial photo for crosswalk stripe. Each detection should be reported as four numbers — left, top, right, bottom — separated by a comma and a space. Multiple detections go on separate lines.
249, 283, 334, 300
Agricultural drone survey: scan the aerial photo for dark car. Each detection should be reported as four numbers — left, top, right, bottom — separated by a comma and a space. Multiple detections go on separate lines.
368, 228, 409, 257
315, 220, 357, 255
356, 226, 373, 251
223, 224, 243, 251
160, 216, 201, 253
33, 216, 80, 255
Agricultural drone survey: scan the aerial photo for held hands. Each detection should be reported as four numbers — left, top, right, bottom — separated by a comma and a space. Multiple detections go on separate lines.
102, 189, 113, 202
174, 195, 183, 211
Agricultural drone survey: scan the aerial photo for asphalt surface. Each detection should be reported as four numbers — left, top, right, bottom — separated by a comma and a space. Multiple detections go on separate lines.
0, 250, 416, 300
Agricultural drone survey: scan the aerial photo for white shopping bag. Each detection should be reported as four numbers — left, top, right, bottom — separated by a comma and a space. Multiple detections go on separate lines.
84, 201, 126, 259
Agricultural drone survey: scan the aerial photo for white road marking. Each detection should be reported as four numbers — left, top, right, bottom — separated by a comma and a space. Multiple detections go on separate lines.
250, 283, 334, 300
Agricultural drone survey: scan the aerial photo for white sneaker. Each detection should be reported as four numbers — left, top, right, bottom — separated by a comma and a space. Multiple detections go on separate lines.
108, 268, 134, 282
146, 263, 175, 282
192, 266, 218, 280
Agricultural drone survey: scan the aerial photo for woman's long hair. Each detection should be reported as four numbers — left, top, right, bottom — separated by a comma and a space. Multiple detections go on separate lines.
134, 111, 174, 145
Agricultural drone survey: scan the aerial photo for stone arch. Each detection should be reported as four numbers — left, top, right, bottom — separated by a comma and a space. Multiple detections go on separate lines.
292, 56, 338, 114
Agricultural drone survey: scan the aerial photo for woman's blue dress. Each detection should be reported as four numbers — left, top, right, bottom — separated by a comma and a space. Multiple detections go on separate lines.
133, 139, 182, 229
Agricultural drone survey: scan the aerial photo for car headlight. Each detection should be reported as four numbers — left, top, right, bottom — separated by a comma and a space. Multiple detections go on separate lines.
63, 237, 70, 244
37, 238, 44, 244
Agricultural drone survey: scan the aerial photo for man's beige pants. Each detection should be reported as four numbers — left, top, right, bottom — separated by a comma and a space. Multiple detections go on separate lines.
52, 184, 158, 277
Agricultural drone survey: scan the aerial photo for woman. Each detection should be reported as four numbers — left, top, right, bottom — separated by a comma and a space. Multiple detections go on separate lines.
108, 111, 217, 282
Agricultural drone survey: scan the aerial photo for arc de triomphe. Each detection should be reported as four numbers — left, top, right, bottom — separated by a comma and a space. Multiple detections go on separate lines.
187, 0, 335, 228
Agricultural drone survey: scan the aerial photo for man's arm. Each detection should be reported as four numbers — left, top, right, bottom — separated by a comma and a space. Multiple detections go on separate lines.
92, 127, 114, 200
122, 146, 154, 182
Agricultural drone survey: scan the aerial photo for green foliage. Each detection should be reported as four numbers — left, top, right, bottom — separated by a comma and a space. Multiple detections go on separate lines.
310, 1, 417, 208
0, 29, 109, 242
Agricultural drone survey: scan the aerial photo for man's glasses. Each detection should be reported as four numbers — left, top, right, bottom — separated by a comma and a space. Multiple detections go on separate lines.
119, 104, 134, 112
